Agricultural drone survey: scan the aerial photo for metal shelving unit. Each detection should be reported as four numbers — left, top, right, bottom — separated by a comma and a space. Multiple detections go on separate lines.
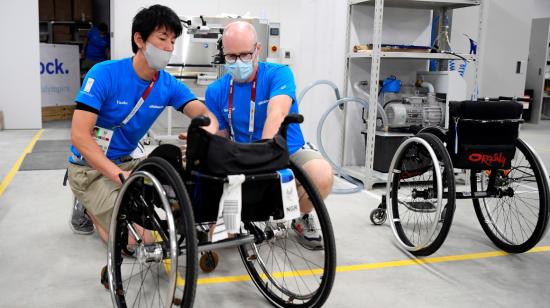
347, 51, 475, 60
342, 0, 481, 189
526, 18, 550, 123
349, 0, 478, 9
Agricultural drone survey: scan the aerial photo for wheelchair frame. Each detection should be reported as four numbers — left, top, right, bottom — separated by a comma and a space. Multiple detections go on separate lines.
370, 99, 550, 256
104, 115, 337, 308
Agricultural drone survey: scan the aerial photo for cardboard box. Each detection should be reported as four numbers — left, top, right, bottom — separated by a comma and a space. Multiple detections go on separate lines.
39, 0, 55, 21
77, 28, 89, 40
54, 0, 72, 21
42, 106, 76, 122
73, 0, 93, 22
53, 24, 72, 43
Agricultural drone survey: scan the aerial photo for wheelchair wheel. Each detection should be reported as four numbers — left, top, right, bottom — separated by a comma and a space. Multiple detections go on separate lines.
199, 251, 219, 273
108, 157, 198, 308
388, 133, 456, 256
238, 161, 336, 308
370, 208, 387, 225
471, 138, 550, 253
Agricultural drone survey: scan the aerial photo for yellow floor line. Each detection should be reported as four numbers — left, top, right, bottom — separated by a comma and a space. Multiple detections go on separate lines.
196, 246, 550, 285
0, 129, 44, 198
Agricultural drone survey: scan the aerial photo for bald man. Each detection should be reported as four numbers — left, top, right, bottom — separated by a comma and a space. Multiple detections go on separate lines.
205, 21, 333, 250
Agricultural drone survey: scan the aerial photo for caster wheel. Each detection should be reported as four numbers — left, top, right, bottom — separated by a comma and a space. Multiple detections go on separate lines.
370, 208, 386, 225
100, 265, 109, 290
200, 251, 219, 273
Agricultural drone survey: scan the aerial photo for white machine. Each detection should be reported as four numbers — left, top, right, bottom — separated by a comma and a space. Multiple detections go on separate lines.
381, 71, 466, 131
366, 71, 467, 173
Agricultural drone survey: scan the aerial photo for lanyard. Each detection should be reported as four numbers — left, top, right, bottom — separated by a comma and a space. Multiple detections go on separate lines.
120, 71, 159, 126
228, 76, 257, 141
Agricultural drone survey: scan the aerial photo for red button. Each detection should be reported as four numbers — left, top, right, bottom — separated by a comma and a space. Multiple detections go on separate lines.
271, 45, 278, 52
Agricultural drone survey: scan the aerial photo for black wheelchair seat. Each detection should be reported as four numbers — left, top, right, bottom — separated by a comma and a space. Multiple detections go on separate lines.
148, 114, 303, 223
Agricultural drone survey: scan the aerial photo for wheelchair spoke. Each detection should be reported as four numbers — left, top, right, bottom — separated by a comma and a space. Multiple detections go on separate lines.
240, 216, 328, 305
473, 140, 546, 249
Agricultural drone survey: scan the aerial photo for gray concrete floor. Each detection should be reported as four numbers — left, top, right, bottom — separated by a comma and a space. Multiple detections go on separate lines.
0, 120, 549, 307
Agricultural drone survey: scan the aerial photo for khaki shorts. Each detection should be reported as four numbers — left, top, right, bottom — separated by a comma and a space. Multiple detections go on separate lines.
67, 159, 142, 230
290, 145, 325, 168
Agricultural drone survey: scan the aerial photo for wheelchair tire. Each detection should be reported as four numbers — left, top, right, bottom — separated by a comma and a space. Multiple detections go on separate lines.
471, 138, 550, 253
238, 161, 336, 308
370, 208, 387, 225
388, 133, 456, 256
108, 157, 198, 308
199, 251, 219, 273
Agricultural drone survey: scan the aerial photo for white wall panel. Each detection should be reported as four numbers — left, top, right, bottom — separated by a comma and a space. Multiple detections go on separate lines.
0, 0, 42, 129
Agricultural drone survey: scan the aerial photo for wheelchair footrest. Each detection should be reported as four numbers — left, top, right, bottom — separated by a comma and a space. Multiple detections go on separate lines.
197, 234, 255, 252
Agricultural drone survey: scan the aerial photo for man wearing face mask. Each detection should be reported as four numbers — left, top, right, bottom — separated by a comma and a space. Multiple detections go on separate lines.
67, 5, 218, 242
205, 21, 334, 250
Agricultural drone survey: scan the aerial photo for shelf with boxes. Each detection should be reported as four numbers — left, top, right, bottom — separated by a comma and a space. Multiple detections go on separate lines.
40, 21, 93, 45
39, 0, 94, 46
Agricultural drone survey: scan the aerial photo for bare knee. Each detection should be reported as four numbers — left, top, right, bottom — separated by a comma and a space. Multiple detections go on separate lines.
302, 159, 333, 199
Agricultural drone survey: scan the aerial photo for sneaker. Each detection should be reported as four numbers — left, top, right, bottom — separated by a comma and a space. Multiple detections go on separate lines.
69, 199, 94, 235
291, 214, 323, 250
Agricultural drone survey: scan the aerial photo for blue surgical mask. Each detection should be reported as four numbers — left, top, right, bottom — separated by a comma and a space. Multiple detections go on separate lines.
224, 59, 254, 82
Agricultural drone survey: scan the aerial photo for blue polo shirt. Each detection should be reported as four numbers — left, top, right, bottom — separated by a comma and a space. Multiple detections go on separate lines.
70, 57, 196, 161
205, 62, 305, 154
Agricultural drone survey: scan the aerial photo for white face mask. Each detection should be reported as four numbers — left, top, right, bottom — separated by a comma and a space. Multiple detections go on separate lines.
143, 41, 172, 70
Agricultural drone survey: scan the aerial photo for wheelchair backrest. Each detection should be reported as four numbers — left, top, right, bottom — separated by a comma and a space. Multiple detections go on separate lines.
185, 127, 290, 176
184, 119, 299, 223
448, 100, 523, 169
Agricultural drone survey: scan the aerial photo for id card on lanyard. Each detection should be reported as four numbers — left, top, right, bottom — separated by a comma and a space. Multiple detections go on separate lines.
93, 72, 158, 155
228, 76, 257, 142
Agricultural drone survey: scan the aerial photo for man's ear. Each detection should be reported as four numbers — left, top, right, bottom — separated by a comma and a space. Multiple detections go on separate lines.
134, 32, 145, 50
255, 42, 262, 62
256, 42, 262, 54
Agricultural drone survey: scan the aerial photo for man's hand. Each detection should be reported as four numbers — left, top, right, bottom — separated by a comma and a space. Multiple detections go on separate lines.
181, 100, 219, 135
116, 170, 131, 185
178, 132, 187, 140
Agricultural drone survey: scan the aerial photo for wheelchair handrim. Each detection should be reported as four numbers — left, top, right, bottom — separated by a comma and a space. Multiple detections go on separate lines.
387, 137, 443, 252
107, 170, 178, 308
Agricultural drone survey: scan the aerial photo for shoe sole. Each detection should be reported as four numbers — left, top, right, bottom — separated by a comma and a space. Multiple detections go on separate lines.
296, 237, 324, 251
69, 199, 95, 235
291, 226, 323, 251
68, 219, 95, 235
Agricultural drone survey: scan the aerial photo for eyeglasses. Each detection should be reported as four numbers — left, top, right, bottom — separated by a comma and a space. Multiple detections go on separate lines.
224, 43, 257, 64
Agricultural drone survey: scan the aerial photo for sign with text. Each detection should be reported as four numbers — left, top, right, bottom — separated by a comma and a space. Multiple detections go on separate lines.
40, 43, 80, 107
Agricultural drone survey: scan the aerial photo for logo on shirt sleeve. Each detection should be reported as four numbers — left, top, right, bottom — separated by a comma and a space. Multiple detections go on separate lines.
83, 78, 95, 93
280, 84, 287, 90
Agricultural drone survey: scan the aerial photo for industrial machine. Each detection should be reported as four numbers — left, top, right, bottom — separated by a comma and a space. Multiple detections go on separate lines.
354, 71, 467, 173
171, 16, 281, 98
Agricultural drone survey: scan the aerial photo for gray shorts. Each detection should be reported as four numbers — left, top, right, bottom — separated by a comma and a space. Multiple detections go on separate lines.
290, 143, 325, 168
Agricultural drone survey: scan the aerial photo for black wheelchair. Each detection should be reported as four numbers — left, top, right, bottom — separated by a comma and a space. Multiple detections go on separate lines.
103, 114, 336, 307
370, 98, 550, 256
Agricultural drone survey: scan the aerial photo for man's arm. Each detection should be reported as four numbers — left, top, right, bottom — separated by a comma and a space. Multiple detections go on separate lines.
71, 110, 128, 184
261, 94, 292, 139
182, 100, 219, 134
